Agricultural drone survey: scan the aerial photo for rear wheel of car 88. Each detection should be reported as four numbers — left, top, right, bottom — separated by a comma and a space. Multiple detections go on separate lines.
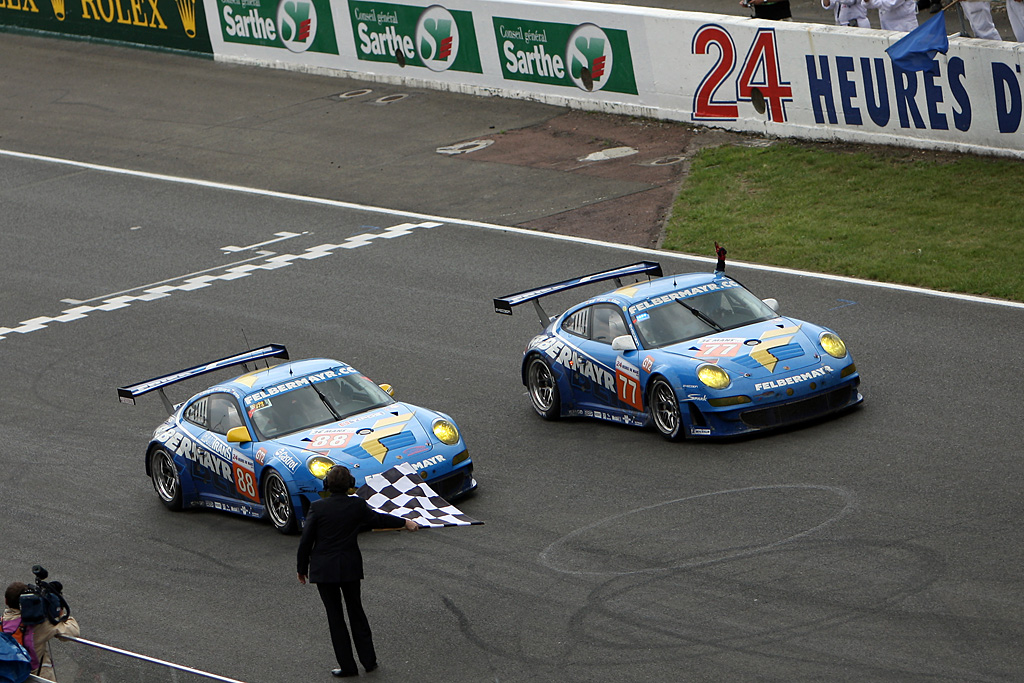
150, 447, 183, 510
526, 355, 560, 420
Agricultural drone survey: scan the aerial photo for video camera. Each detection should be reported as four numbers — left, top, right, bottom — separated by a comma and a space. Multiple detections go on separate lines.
19, 565, 70, 626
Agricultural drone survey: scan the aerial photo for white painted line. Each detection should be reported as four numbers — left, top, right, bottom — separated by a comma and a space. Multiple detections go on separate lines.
221, 231, 305, 252
2, 222, 440, 342
61, 252, 274, 304
3, 148, 1023, 311
61, 636, 247, 683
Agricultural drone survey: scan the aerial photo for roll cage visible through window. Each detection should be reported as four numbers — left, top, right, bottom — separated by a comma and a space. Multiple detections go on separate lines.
561, 304, 632, 346
184, 393, 244, 435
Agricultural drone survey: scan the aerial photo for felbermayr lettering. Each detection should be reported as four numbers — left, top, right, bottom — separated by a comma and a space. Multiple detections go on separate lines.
754, 365, 834, 392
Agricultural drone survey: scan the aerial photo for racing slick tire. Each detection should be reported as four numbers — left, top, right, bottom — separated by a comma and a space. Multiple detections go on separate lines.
150, 447, 183, 511
526, 355, 561, 420
262, 469, 298, 535
649, 377, 685, 442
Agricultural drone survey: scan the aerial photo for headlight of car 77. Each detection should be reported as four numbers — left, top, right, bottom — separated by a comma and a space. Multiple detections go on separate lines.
306, 455, 335, 480
819, 332, 848, 359
697, 364, 731, 390
432, 418, 460, 445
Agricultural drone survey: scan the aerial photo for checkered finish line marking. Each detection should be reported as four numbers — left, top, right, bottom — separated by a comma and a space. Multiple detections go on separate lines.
0, 222, 441, 343
357, 464, 482, 528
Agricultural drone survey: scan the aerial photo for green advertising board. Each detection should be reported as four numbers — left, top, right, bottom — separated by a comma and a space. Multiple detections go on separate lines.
493, 17, 637, 95
0, 0, 212, 52
348, 1, 481, 73
214, 0, 338, 54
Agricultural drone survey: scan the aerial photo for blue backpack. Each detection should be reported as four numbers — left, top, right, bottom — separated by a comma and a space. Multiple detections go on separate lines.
0, 630, 30, 683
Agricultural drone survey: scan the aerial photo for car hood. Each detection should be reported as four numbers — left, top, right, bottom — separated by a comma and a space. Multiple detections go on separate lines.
272, 403, 436, 464
659, 318, 825, 377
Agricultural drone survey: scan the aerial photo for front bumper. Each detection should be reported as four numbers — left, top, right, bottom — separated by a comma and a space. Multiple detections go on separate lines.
428, 463, 477, 501
687, 378, 862, 437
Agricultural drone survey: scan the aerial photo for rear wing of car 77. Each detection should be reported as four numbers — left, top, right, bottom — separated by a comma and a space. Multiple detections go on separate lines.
494, 261, 663, 327
117, 344, 290, 414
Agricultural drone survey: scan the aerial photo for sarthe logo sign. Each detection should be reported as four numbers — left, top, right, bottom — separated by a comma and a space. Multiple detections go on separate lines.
216, 0, 339, 54
493, 17, 637, 95
348, 1, 482, 73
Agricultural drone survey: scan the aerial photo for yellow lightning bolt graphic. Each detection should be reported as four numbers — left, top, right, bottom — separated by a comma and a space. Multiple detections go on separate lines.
615, 285, 641, 297
358, 413, 414, 464
749, 325, 801, 372
234, 367, 275, 388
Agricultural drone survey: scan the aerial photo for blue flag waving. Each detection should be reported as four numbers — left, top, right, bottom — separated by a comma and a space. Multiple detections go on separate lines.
885, 11, 949, 74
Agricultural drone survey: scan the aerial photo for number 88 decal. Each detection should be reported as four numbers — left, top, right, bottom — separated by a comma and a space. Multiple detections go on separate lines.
692, 25, 793, 123
233, 462, 260, 503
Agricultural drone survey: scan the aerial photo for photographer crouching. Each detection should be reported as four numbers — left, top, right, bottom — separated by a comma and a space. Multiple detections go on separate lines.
2, 566, 80, 682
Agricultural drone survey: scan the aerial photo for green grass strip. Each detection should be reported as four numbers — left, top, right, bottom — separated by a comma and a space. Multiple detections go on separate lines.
664, 141, 1024, 302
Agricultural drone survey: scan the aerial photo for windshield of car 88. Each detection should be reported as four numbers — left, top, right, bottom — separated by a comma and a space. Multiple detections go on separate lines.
245, 372, 395, 439
629, 283, 778, 349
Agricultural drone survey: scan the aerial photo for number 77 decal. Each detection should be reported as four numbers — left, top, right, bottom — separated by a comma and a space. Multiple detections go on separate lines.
692, 25, 793, 123
615, 357, 643, 411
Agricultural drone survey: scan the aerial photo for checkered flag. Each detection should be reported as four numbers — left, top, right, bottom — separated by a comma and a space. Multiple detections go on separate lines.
356, 464, 481, 528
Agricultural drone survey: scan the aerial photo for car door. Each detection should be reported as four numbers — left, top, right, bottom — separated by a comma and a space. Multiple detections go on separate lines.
561, 304, 644, 420
180, 392, 259, 509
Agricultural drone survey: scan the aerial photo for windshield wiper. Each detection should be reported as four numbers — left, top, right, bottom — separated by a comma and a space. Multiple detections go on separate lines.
305, 379, 341, 421
676, 299, 722, 331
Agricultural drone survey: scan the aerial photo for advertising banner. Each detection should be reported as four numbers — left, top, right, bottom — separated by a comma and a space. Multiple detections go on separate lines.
491, 16, 637, 95
347, 1, 481, 73
641, 16, 1024, 155
213, 0, 338, 54
0, 0, 212, 52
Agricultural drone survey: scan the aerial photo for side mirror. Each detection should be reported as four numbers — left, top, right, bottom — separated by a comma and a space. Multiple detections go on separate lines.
612, 335, 637, 351
762, 298, 780, 314
379, 383, 395, 397
226, 426, 252, 444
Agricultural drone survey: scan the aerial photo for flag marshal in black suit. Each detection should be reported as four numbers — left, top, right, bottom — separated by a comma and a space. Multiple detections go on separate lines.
297, 465, 417, 678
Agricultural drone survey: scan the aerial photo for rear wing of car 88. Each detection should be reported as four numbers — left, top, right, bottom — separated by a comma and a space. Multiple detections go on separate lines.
493, 261, 663, 327
116, 344, 289, 414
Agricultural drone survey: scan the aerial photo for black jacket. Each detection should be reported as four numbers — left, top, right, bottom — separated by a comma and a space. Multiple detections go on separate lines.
296, 494, 406, 583
755, 0, 792, 19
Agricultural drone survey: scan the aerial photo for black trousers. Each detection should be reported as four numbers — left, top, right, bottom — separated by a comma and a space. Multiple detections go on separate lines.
317, 581, 377, 673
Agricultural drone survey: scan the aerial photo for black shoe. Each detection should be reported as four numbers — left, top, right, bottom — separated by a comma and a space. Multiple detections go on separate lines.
365, 663, 378, 673
331, 669, 358, 678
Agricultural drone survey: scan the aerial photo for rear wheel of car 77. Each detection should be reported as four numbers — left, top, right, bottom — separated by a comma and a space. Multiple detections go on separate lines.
150, 447, 183, 511
526, 355, 560, 420
649, 378, 685, 442
262, 470, 297, 534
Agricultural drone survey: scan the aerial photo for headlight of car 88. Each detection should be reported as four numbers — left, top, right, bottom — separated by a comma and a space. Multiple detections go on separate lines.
819, 332, 848, 359
432, 419, 460, 445
306, 455, 335, 480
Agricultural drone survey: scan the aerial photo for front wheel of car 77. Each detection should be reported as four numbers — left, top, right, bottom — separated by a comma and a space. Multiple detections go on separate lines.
649, 378, 685, 442
262, 470, 298, 535
150, 447, 183, 511
526, 356, 561, 420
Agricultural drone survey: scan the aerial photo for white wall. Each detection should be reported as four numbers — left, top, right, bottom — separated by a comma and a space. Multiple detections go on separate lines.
204, 0, 1024, 157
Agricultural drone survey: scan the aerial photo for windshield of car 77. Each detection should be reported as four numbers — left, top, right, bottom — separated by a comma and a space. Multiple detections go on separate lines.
245, 372, 395, 439
629, 283, 778, 349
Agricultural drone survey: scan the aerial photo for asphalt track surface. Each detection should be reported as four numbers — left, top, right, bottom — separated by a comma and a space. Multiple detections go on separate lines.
1, 29, 1023, 683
